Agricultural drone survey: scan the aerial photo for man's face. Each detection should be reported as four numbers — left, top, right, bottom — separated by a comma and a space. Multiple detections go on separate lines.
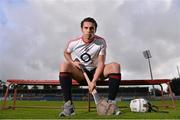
81, 21, 96, 41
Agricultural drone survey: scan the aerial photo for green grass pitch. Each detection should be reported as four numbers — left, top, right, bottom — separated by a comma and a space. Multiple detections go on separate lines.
0, 100, 180, 119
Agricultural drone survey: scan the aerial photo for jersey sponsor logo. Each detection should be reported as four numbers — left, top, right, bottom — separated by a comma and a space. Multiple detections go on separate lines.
80, 53, 91, 62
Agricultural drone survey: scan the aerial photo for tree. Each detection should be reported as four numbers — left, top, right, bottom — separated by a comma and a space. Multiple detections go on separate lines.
17, 85, 28, 90
31, 85, 38, 90
0, 80, 2, 89
44, 85, 51, 89
51, 85, 58, 90
170, 78, 180, 95
0, 80, 7, 96
0, 80, 6, 88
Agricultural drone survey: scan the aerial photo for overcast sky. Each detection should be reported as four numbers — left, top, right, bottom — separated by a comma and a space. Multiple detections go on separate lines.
0, 0, 180, 81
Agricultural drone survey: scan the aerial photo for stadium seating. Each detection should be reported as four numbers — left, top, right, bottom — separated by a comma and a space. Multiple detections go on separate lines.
1, 79, 176, 111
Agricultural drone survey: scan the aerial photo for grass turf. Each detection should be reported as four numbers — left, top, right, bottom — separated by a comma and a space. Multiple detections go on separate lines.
0, 100, 180, 119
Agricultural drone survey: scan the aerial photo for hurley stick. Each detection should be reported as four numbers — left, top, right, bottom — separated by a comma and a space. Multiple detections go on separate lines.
79, 64, 100, 104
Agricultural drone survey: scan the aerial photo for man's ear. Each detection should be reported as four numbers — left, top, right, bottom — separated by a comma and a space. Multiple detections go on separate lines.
95, 28, 97, 33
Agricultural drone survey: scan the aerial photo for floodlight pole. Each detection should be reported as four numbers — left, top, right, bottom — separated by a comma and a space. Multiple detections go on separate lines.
147, 57, 153, 81
147, 56, 155, 96
143, 50, 155, 96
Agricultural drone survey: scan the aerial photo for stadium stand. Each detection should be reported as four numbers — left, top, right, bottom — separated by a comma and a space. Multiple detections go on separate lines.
1, 79, 176, 111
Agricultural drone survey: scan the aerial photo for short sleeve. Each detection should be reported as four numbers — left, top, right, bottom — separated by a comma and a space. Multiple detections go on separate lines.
65, 40, 73, 53
99, 39, 106, 55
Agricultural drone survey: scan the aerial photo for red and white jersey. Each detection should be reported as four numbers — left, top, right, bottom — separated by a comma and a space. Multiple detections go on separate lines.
66, 35, 106, 71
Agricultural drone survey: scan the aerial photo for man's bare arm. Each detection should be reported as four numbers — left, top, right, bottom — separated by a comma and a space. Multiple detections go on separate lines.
88, 55, 105, 92
92, 55, 105, 83
64, 51, 81, 69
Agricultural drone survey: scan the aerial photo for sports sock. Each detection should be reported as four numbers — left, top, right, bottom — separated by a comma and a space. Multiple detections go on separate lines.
108, 73, 121, 100
59, 72, 72, 102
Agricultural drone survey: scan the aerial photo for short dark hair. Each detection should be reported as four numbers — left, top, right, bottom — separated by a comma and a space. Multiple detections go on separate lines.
81, 17, 98, 30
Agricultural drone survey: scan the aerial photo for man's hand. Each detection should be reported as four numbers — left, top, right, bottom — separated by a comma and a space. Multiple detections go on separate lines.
88, 81, 96, 93
72, 60, 81, 69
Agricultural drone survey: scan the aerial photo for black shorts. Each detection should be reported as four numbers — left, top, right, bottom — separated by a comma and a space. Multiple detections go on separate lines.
84, 68, 96, 81
79, 68, 104, 85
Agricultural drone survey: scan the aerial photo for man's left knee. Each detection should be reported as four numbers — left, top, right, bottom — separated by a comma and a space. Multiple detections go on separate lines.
110, 62, 120, 73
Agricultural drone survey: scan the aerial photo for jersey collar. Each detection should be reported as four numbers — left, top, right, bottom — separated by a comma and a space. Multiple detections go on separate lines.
82, 36, 95, 44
